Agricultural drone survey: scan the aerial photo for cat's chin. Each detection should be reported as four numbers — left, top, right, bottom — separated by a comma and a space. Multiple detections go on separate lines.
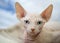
27, 31, 40, 37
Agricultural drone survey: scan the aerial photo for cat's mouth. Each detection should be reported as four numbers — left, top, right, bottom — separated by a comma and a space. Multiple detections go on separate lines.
30, 31, 35, 33
28, 31, 41, 37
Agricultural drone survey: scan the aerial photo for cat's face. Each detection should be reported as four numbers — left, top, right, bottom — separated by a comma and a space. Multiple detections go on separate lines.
15, 2, 53, 36
20, 13, 46, 35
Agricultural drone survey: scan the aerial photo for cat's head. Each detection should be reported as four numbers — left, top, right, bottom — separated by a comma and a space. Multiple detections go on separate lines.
15, 2, 53, 36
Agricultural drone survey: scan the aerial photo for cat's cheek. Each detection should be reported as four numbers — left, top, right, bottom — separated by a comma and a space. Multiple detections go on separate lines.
36, 29, 41, 33
26, 28, 31, 33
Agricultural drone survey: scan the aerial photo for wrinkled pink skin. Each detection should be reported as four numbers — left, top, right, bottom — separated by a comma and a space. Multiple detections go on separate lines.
24, 31, 40, 43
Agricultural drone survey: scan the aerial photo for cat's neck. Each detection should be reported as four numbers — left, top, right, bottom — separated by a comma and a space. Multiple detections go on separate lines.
24, 31, 40, 43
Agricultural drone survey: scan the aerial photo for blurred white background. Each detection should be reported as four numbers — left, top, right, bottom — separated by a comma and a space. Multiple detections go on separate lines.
0, 0, 60, 28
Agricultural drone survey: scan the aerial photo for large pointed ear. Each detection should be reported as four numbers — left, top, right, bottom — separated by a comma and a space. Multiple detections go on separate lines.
15, 2, 26, 19
41, 4, 53, 21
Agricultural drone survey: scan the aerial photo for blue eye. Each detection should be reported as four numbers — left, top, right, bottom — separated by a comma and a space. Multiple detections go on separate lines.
24, 20, 30, 24
37, 21, 42, 25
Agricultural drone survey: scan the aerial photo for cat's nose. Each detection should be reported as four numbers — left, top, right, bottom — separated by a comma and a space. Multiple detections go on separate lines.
31, 28, 35, 32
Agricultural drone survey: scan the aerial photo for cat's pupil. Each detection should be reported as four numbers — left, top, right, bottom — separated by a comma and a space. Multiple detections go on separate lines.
24, 20, 30, 24
37, 21, 42, 25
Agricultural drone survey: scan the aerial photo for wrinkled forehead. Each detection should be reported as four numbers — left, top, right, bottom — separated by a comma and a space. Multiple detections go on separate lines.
23, 13, 46, 22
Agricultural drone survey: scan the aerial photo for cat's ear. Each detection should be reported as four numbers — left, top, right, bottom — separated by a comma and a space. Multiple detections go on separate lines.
15, 2, 26, 19
41, 4, 53, 21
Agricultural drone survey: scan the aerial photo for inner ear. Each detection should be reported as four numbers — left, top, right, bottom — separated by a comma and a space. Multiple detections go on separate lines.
15, 2, 26, 19
41, 4, 53, 21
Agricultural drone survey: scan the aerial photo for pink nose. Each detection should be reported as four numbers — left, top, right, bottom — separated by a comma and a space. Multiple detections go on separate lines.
31, 28, 35, 32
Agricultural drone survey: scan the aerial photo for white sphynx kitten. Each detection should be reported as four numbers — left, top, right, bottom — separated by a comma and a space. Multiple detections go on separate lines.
15, 2, 60, 43
0, 2, 60, 43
